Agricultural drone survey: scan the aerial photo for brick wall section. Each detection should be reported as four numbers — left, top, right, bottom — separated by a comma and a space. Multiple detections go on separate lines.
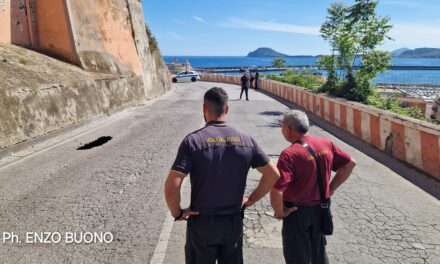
201, 74, 440, 180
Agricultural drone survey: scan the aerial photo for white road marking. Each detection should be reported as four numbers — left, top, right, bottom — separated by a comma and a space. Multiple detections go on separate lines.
150, 121, 204, 264
150, 178, 188, 264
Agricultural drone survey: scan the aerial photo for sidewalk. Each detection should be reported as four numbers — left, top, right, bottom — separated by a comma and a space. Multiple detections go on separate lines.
160, 82, 440, 264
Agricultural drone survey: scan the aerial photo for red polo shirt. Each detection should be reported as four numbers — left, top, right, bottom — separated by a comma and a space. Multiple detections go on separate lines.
274, 135, 352, 206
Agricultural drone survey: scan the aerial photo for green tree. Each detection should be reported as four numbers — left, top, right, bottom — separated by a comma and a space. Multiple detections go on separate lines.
319, 2, 345, 95
272, 58, 286, 68
317, 55, 338, 94
319, 0, 393, 103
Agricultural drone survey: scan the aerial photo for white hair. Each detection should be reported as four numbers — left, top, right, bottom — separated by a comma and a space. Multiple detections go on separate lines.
282, 110, 309, 134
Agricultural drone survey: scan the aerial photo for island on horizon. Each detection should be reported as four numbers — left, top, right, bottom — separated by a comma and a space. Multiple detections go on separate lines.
247, 47, 440, 59
247, 47, 318, 58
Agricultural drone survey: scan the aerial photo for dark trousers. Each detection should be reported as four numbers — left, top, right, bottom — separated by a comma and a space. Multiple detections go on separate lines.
255, 79, 259, 90
185, 213, 243, 264
282, 203, 329, 264
240, 86, 248, 100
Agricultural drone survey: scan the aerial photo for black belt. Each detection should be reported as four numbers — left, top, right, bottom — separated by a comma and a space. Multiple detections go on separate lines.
284, 201, 321, 208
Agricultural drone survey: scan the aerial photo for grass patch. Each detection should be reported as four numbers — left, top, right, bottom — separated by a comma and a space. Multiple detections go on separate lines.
19, 58, 28, 65
367, 93, 425, 120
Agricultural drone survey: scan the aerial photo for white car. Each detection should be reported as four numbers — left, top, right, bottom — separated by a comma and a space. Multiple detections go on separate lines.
172, 71, 201, 83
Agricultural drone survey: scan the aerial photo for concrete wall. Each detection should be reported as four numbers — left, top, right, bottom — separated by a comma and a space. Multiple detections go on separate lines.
0, 77, 144, 149
66, 0, 142, 75
35, 0, 78, 63
0, 44, 146, 149
0, 0, 168, 85
0, 0, 11, 43
0, 0, 77, 63
201, 74, 440, 180
0, 1, 171, 149
10, 0, 31, 46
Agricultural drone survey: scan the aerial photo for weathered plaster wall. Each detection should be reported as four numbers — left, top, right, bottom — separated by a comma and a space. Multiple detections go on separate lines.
66, 0, 142, 75
0, 77, 144, 149
0, 0, 11, 43
201, 74, 440, 180
0, 0, 171, 98
35, 0, 78, 63
0, 44, 145, 149
0, 0, 171, 149
10, 0, 31, 46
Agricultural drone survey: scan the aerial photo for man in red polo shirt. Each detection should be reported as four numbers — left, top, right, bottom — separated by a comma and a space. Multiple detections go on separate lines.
271, 110, 356, 264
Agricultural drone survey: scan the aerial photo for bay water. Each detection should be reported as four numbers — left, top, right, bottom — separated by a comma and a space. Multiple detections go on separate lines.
164, 56, 440, 85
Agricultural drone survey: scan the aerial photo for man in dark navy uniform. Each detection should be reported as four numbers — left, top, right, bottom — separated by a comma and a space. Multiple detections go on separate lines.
240, 73, 249, 100
164, 87, 281, 264
254, 69, 260, 90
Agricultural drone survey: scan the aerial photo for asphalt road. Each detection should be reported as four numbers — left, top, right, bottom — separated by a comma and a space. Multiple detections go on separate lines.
0, 81, 439, 264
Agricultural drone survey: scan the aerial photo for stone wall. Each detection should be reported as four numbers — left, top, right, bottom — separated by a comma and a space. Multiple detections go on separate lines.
0, 44, 148, 149
66, 0, 142, 75
0, 0, 171, 99
0, 0, 11, 43
0, 77, 144, 149
201, 74, 440, 180
0, 0, 171, 149
125, 0, 171, 98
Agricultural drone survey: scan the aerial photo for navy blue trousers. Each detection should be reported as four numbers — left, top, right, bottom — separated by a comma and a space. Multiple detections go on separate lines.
240, 86, 249, 100
185, 213, 243, 264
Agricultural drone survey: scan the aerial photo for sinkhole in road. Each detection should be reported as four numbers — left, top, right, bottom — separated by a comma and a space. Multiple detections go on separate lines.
77, 136, 113, 150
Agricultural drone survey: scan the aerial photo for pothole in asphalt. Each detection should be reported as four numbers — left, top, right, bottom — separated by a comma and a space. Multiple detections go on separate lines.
77, 136, 112, 150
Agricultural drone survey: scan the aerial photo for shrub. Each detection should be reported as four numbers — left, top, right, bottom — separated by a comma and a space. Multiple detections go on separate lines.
266, 70, 325, 92
367, 93, 425, 120
145, 24, 158, 52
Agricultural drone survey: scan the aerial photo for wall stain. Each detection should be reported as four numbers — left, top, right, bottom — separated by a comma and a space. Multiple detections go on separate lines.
18, 0, 25, 10
384, 133, 394, 154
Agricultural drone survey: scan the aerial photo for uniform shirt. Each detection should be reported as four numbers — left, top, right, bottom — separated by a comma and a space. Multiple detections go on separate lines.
241, 76, 248, 87
274, 135, 352, 206
171, 121, 270, 215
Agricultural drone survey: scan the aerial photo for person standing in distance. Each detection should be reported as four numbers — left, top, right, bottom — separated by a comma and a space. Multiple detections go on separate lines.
254, 69, 260, 90
245, 68, 251, 88
271, 110, 356, 264
240, 73, 249, 100
164, 87, 280, 264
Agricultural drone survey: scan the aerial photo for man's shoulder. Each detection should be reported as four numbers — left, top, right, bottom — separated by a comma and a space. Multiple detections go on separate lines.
280, 144, 300, 158
304, 135, 332, 146
187, 126, 209, 136
182, 126, 211, 142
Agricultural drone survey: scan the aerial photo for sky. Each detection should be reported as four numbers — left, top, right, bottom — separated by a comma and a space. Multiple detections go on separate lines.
143, 0, 440, 56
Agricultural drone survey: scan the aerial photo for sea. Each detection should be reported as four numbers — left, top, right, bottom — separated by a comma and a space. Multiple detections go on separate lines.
163, 56, 440, 85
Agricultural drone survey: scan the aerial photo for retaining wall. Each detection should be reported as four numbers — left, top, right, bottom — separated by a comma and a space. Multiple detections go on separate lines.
0, 0, 171, 150
201, 74, 440, 180
0, 76, 144, 149
0, 44, 161, 150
